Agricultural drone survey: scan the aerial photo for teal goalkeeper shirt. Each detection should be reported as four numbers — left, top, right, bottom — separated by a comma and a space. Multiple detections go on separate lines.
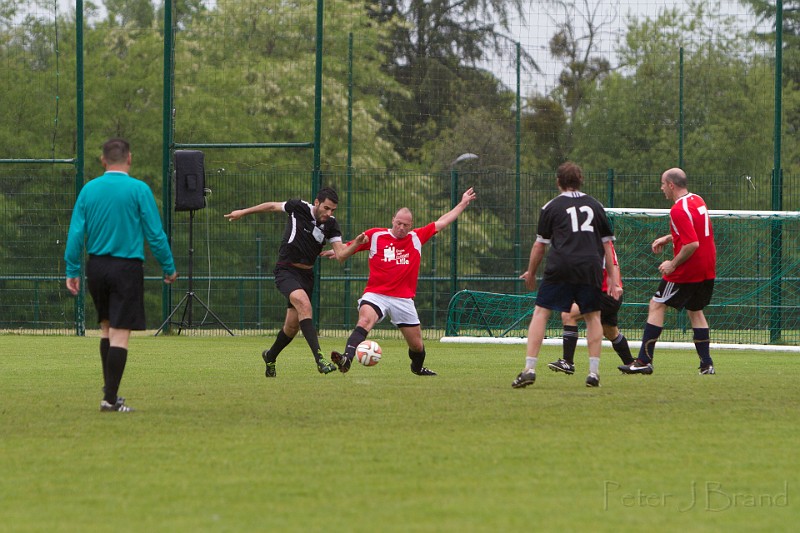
64, 171, 176, 278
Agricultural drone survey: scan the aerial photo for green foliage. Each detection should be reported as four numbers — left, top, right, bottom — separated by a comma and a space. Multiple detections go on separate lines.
5, 0, 800, 332
569, 2, 782, 177
373, 0, 528, 161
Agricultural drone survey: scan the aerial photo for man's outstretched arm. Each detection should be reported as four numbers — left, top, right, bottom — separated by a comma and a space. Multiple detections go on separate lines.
434, 187, 477, 231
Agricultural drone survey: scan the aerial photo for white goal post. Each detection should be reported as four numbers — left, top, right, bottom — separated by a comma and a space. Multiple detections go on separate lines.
440, 208, 800, 353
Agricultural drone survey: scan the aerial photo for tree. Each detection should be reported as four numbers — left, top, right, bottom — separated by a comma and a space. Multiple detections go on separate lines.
170, 0, 403, 171
570, 2, 788, 186
369, 0, 535, 163
742, 0, 800, 84
517, 0, 614, 170
547, 0, 613, 123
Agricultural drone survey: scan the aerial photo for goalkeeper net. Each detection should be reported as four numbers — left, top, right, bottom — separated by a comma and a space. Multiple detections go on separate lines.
444, 208, 800, 350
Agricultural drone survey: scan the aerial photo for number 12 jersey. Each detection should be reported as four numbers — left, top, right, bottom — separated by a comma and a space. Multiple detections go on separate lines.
536, 191, 616, 288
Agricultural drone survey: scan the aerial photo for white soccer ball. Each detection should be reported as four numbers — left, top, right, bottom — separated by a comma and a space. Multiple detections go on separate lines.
355, 340, 382, 366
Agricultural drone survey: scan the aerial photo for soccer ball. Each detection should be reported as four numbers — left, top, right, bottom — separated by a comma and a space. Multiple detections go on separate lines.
355, 340, 382, 366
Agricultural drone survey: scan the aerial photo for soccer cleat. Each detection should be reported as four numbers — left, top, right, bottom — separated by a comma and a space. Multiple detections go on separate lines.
316, 357, 337, 374
262, 351, 276, 378
699, 365, 716, 375
618, 361, 654, 375
511, 370, 536, 389
331, 351, 352, 374
411, 365, 437, 376
100, 399, 134, 412
586, 373, 600, 387
548, 359, 575, 375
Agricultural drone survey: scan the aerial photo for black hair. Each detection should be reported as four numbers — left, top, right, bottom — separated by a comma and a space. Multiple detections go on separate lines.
316, 187, 339, 204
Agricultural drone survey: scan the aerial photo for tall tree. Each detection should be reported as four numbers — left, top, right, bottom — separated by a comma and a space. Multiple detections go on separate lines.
570, 2, 791, 184
369, 0, 534, 163
742, 0, 800, 83
517, 0, 613, 171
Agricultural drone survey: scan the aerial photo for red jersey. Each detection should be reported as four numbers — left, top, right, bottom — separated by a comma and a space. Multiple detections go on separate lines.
666, 193, 716, 282
601, 242, 621, 292
353, 222, 438, 298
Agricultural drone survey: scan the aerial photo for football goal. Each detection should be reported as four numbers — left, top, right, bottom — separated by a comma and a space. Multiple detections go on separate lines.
443, 208, 800, 351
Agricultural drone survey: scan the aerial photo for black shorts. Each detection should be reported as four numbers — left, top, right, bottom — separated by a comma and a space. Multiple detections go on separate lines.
653, 279, 715, 311
86, 255, 146, 330
598, 293, 622, 327
274, 263, 314, 307
536, 281, 603, 314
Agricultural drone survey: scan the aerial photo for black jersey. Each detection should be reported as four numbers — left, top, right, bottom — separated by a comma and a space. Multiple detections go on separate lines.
277, 199, 342, 266
536, 191, 615, 287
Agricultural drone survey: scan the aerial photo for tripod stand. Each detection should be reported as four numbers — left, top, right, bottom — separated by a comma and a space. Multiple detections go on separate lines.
155, 209, 233, 336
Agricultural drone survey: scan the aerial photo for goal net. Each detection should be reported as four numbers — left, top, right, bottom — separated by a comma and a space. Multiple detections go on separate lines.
443, 208, 800, 349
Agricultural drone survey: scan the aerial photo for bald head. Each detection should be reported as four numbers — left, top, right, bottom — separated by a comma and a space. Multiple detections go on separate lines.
660, 167, 688, 201
391, 207, 413, 239
662, 167, 687, 188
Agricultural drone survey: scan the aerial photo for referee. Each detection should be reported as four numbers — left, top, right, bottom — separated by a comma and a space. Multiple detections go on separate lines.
65, 138, 178, 412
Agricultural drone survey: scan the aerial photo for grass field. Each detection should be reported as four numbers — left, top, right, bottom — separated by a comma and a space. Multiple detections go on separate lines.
1, 334, 797, 532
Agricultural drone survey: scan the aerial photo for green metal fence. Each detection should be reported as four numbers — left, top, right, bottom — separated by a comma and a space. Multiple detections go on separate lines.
2, 1, 800, 344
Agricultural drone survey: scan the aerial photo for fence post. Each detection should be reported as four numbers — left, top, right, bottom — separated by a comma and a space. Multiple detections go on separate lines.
770, 1, 784, 343
450, 169, 458, 299
160, 0, 175, 333
344, 33, 354, 330
514, 41, 522, 291
75, 0, 86, 336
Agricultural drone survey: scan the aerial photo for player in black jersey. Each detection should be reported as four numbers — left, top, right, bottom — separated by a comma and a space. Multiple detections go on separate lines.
512, 162, 621, 389
225, 187, 348, 377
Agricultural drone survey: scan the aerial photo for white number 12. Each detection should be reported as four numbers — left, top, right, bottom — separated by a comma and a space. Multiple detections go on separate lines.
566, 206, 595, 232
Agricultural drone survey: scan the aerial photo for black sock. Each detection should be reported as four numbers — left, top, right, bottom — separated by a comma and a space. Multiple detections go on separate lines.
612, 333, 634, 365
104, 346, 128, 404
299, 318, 322, 361
637, 323, 663, 364
693, 328, 713, 367
264, 329, 293, 363
409, 347, 426, 372
344, 327, 369, 360
100, 338, 110, 390
561, 325, 579, 364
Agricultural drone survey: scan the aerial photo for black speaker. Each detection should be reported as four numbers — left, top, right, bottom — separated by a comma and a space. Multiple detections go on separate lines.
174, 150, 206, 211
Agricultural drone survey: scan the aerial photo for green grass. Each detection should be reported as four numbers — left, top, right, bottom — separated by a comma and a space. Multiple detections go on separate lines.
1, 334, 798, 532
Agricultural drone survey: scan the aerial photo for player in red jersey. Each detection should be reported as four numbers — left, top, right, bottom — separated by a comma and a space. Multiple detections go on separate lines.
620, 168, 717, 375
329, 188, 477, 376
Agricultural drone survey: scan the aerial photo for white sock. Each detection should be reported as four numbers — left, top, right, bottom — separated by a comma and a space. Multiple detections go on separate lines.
589, 357, 600, 375
525, 356, 538, 372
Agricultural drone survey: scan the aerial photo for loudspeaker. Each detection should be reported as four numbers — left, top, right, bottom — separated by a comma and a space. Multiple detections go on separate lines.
174, 150, 206, 211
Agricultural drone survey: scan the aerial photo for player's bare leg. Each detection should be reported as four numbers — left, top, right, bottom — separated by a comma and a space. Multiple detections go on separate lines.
584, 311, 602, 387
513, 306, 551, 388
